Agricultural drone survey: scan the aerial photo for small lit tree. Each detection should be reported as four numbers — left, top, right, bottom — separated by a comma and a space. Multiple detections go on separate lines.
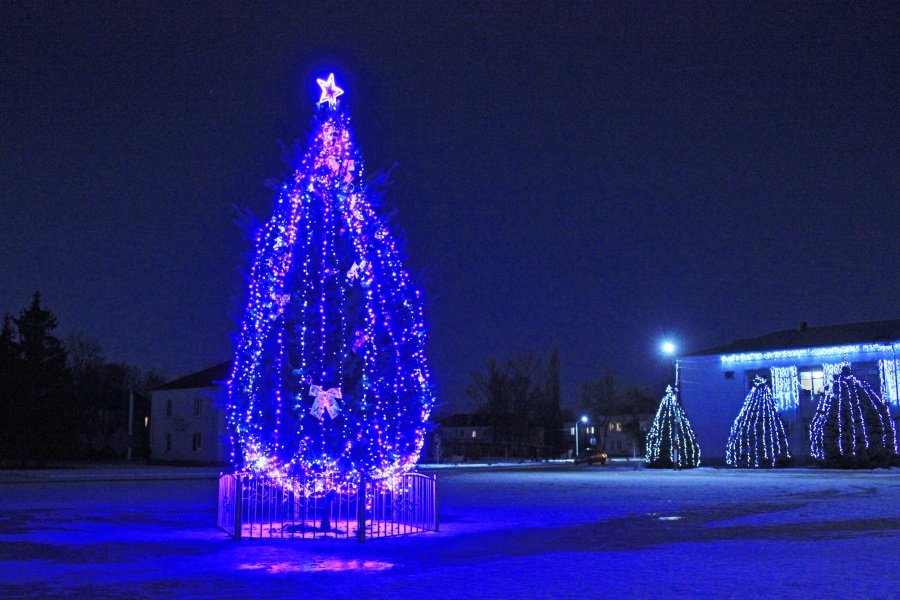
811, 364, 899, 468
726, 377, 791, 468
646, 385, 700, 468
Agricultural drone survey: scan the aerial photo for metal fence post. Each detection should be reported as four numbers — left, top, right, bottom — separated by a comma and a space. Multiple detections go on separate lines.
233, 474, 243, 540
357, 480, 367, 542
432, 474, 439, 532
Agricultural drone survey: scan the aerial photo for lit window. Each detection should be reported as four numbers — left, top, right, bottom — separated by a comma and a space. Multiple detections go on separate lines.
471, 430, 477, 438
616, 422, 622, 432
608, 423, 614, 431
589, 426, 594, 434
570, 427, 575, 435
144, 416, 149, 428
799, 370, 825, 395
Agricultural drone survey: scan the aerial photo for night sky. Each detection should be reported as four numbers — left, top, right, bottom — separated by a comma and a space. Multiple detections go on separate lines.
2, 2, 897, 413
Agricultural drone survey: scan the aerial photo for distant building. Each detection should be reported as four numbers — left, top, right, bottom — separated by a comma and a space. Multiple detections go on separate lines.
566, 417, 651, 459
436, 413, 548, 461
678, 320, 900, 465
150, 362, 230, 464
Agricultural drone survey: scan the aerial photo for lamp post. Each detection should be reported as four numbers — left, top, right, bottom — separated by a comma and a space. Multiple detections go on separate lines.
662, 341, 677, 388
574, 415, 588, 458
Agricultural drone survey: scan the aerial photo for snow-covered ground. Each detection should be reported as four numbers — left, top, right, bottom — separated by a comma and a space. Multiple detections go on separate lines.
2, 463, 899, 599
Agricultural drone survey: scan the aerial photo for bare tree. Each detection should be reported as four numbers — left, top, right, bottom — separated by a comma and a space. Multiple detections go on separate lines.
620, 384, 657, 456
468, 349, 553, 457
581, 370, 620, 452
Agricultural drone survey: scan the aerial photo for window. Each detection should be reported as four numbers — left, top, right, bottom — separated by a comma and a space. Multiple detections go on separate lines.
144, 416, 149, 428
799, 370, 825, 395
471, 430, 477, 438
192, 433, 202, 451
166, 433, 171, 452
193, 398, 201, 417
608, 423, 615, 431
166, 399, 172, 417
589, 426, 595, 434
570, 427, 575, 435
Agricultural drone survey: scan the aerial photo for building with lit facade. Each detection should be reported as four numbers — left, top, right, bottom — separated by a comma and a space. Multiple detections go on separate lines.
678, 320, 900, 465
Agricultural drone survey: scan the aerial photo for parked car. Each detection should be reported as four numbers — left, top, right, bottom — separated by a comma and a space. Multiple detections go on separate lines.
574, 447, 607, 465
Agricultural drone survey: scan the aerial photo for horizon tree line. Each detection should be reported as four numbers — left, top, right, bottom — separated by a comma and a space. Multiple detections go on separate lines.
465, 348, 658, 458
0, 292, 166, 464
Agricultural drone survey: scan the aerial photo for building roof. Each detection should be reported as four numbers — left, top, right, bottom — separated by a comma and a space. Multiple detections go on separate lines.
688, 319, 900, 357
153, 361, 231, 391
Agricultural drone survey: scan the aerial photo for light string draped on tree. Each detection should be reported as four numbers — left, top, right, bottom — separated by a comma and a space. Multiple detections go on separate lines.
726, 376, 791, 468
646, 385, 701, 468
810, 363, 898, 468
225, 74, 435, 492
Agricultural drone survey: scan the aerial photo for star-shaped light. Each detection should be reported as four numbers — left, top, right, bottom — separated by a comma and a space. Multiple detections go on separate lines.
316, 73, 344, 107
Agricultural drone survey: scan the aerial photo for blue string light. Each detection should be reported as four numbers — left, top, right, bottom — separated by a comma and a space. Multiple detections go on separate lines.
646, 386, 701, 468
726, 376, 791, 468
810, 364, 898, 466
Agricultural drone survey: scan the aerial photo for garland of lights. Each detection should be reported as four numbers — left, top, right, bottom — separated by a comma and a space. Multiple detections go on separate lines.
810, 364, 899, 467
226, 74, 434, 490
726, 377, 791, 468
770, 366, 799, 411
879, 359, 900, 408
721, 344, 894, 365
646, 386, 701, 468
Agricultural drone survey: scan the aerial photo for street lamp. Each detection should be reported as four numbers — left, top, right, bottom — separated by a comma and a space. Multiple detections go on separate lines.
662, 341, 678, 388
574, 415, 588, 458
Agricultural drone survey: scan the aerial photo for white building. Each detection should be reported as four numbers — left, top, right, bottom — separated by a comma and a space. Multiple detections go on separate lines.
150, 362, 230, 464
678, 320, 900, 465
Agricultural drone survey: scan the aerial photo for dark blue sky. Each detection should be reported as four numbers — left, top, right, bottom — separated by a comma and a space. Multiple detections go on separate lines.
2, 2, 897, 412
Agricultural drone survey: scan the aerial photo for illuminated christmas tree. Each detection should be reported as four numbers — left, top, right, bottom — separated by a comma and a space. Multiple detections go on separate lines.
226, 74, 434, 489
646, 385, 700, 469
810, 364, 899, 468
726, 377, 791, 468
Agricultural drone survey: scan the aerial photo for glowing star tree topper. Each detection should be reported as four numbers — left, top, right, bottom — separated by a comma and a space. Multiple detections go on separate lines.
317, 72, 344, 107
226, 73, 435, 488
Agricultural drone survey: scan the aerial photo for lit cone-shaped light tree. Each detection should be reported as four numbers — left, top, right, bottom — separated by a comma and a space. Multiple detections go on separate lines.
810, 364, 899, 468
726, 377, 791, 468
226, 74, 435, 490
646, 385, 701, 468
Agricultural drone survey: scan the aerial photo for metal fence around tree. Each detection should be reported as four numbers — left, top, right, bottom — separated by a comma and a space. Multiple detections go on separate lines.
217, 471, 438, 541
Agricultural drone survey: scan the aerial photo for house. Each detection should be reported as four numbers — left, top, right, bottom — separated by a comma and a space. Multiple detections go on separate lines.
150, 361, 230, 464
437, 413, 548, 461
677, 319, 900, 465
567, 416, 651, 459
